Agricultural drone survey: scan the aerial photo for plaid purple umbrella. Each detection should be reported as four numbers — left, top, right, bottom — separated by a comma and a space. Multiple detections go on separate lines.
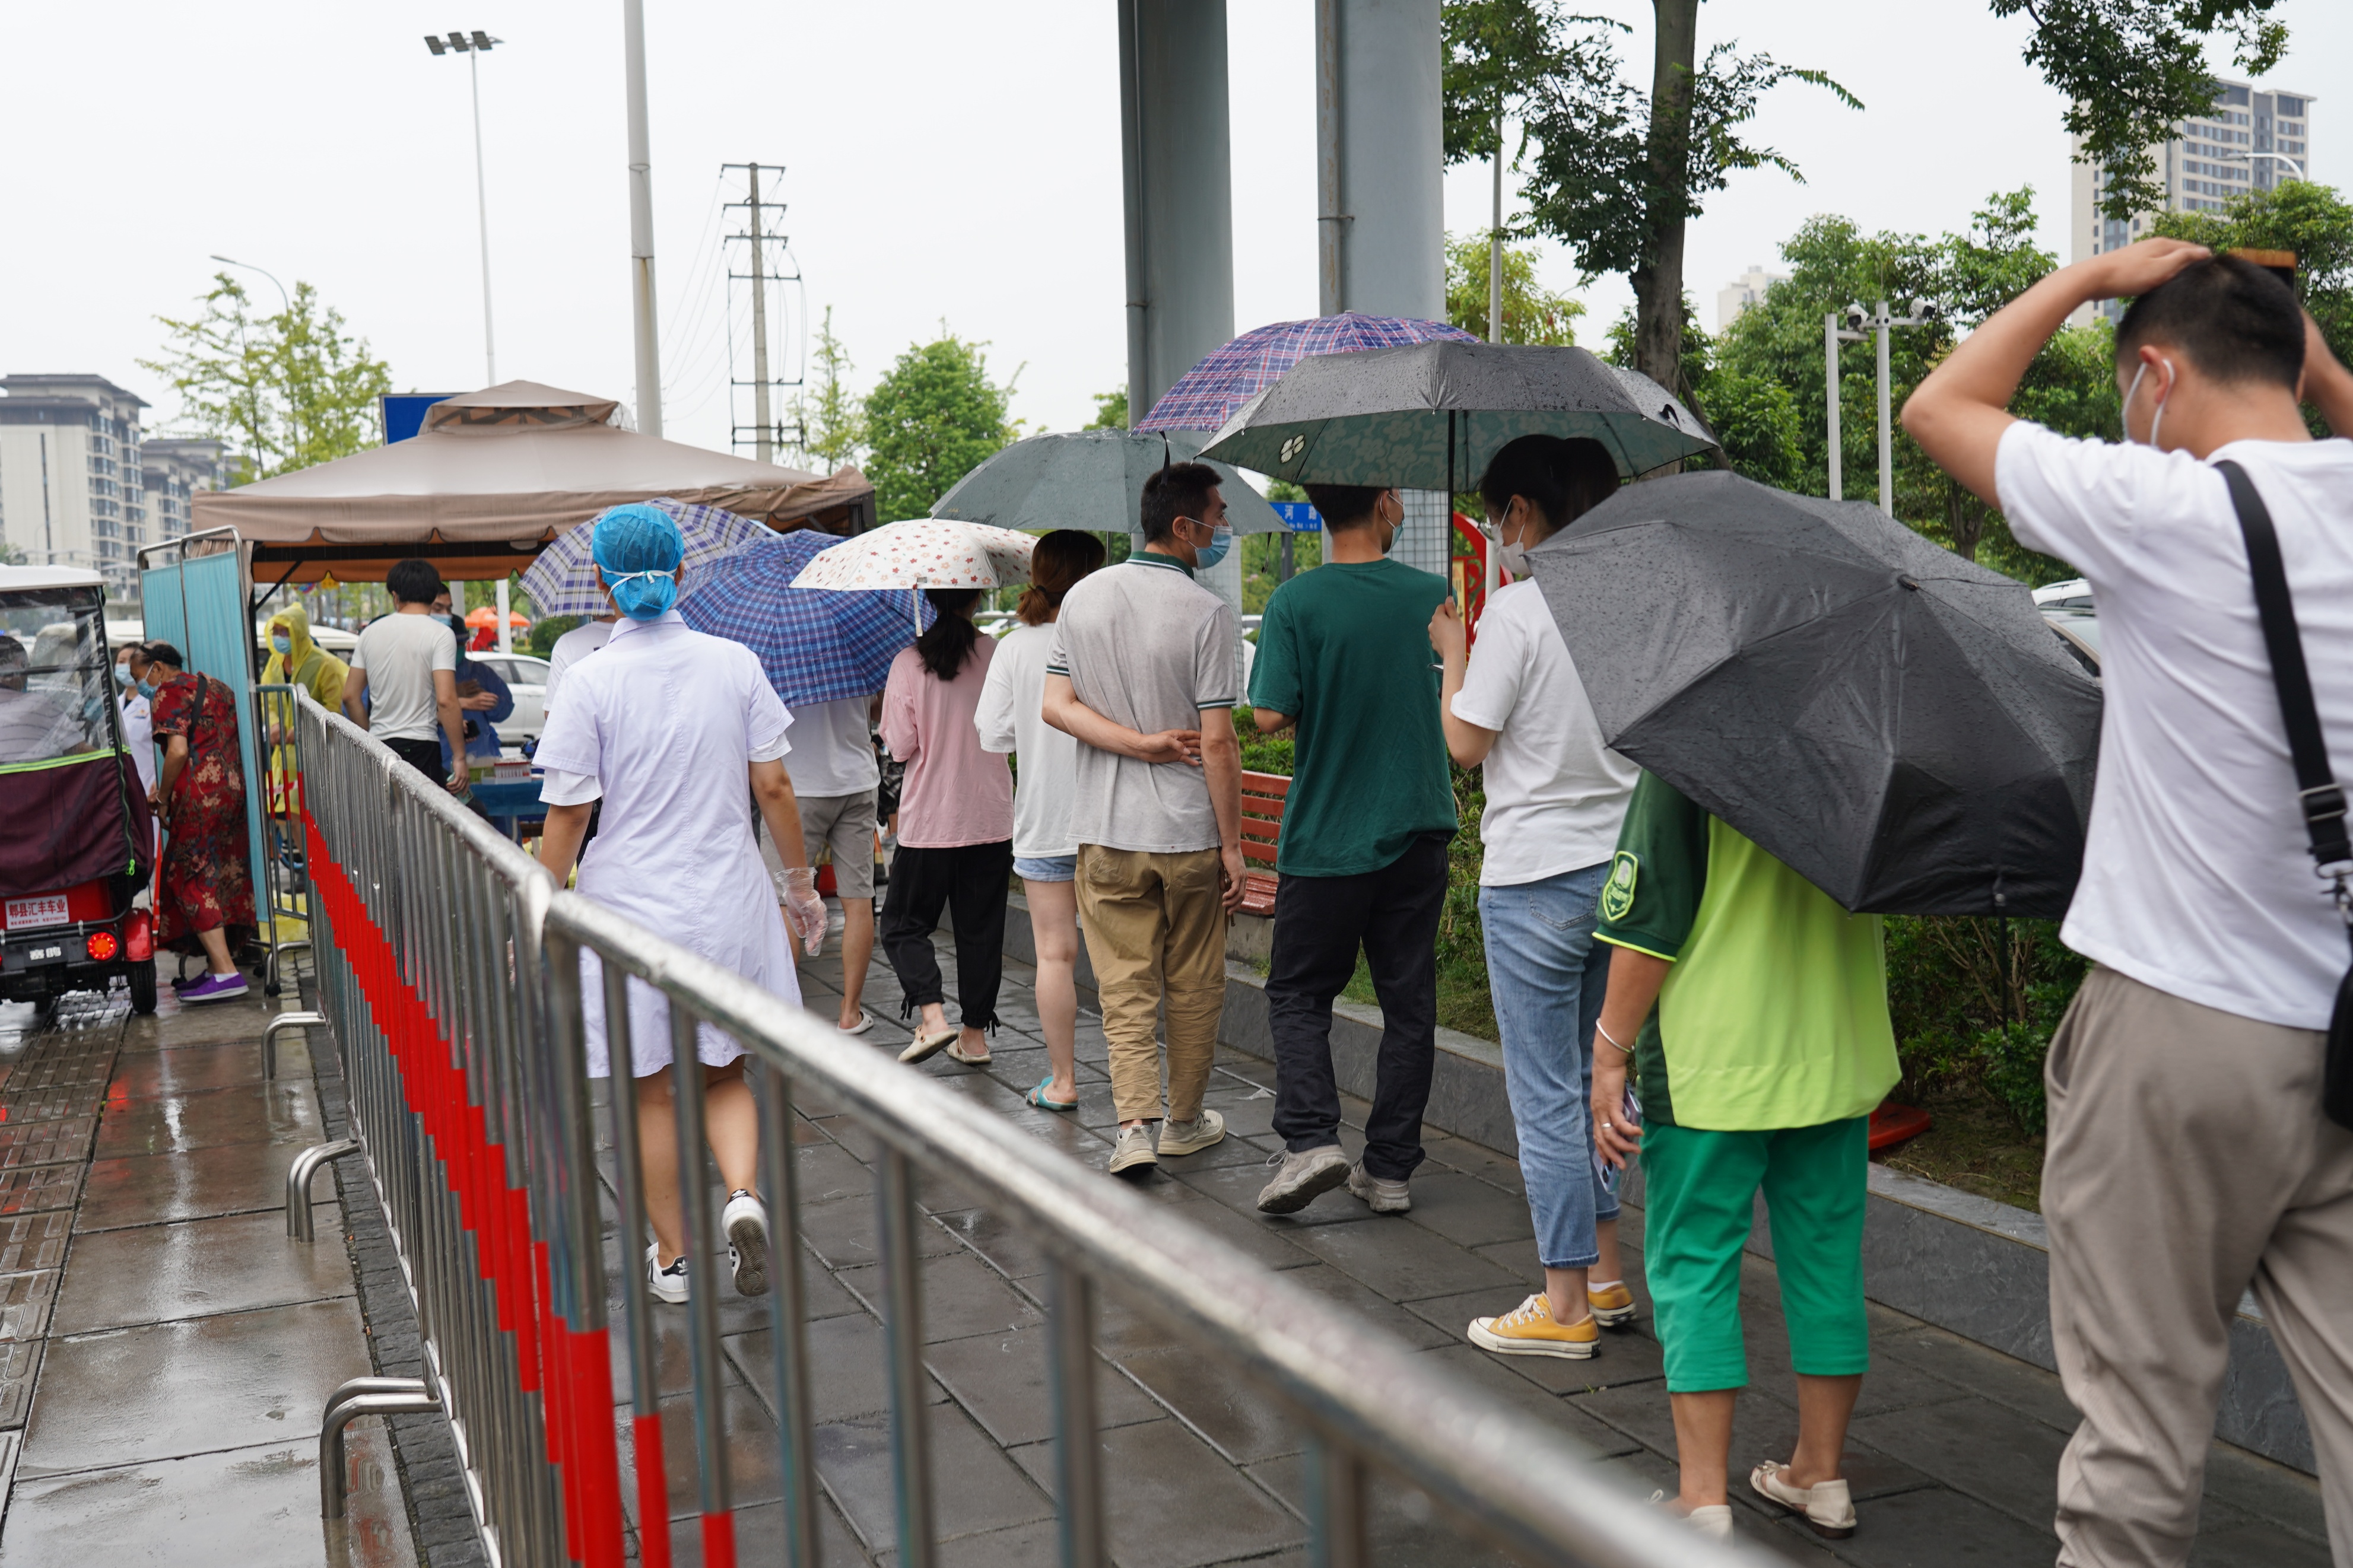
520, 497, 773, 617
1136, 311, 1479, 434
678, 528, 935, 708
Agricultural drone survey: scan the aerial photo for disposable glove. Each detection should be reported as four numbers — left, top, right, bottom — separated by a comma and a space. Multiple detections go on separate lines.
777, 867, 828, 956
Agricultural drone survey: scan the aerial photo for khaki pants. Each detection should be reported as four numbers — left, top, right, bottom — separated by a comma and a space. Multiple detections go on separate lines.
2045, 966, 2353, 1566
1075, 845, 1225, 1125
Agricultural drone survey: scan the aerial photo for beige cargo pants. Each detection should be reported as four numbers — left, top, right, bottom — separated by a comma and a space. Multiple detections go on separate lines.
1074, 845, 1226, 1126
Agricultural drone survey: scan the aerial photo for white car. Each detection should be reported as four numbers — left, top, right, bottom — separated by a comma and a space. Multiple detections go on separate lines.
467, 652, 551, 744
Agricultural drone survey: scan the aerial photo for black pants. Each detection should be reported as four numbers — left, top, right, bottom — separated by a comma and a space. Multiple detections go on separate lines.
1266, 835, 1449, 1181
879, 840, 1012, 1031
383, 737, 444, 781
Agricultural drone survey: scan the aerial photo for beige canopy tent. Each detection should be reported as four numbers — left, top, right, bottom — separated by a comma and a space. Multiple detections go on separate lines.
193, 381, 874, 584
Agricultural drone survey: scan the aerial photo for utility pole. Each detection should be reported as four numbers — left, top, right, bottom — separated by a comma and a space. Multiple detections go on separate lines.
623, 0, 662, 436
1824, 300, 1938, 511
723, 163, 796, 462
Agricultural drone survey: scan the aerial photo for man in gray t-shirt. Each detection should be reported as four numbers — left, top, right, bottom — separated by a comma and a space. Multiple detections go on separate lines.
1044, 463, 1245, 1179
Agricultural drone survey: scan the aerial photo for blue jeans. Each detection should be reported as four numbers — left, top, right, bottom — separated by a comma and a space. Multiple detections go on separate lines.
1479, 863, 1619, 1270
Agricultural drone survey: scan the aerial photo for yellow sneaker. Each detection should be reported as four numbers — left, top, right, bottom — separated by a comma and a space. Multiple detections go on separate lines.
1467, 1293, 1599, 1360
1588, 1281, 1639, 1328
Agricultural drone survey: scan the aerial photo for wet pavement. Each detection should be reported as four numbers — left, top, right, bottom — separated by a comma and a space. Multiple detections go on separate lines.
0, 978, 414, 1567
592, 927, 2333, 1567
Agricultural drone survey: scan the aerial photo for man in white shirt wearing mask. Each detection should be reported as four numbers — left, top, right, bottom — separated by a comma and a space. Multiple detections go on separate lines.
1906, 240, 2353, 1567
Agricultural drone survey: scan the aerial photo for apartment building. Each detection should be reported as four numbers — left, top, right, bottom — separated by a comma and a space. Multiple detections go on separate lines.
0, 375, 149, 596
2071, 78, 2316, 264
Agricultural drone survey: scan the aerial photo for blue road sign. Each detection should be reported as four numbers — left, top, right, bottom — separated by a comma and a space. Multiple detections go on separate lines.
380, 393, 460, 444
1269, 501, 1323, 532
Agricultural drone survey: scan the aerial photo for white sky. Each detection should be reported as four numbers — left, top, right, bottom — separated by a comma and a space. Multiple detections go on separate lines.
4, 1, 2345, 461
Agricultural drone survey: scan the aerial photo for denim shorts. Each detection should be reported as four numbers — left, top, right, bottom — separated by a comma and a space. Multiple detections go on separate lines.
1013, 854, 1078, 883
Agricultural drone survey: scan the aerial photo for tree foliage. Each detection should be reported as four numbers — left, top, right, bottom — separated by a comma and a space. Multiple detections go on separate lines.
141, 274, 392, 481
859, 335, 1015, 524
1086, 387, 1129, 430
1993, 0, 2288, 222
790, 306, 863, 471
1444, 232, 1586, 345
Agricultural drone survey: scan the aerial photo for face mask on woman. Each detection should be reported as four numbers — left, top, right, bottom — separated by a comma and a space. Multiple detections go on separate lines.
271, 634, 293, 656
113, 661, 134, 689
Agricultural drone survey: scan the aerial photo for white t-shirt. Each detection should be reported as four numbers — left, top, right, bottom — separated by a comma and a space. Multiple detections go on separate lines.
119, 692, 155, 793
974, 622, 1079, 859
779, 695, 879, 797
1998, 421, 2353, 1029
1448, 580, 1638, 885
351, 611, 458, 743
541, 619, 615, 711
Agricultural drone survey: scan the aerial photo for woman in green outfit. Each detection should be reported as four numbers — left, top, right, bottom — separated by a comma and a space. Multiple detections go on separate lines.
1588, 769, 1899, 1543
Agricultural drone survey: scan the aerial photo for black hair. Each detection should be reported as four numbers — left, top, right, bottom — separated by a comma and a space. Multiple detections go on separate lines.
1477, 435, 1621, 536
117, 642, 147, 660
1139, 462, 1222, 543
1301, 484, 1385, 530
143, 641, 185, 669
1017, 529, 1107, 625
386, 558, 445, 607
916, 589, 984, 681
2116, 254, 2304, 390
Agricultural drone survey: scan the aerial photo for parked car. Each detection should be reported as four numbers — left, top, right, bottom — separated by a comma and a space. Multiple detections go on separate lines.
466, 652, 551, 745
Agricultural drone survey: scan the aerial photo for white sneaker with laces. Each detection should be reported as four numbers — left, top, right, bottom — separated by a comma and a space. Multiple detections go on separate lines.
646, 1242, 688, 1305
723, 1189, 770, 1297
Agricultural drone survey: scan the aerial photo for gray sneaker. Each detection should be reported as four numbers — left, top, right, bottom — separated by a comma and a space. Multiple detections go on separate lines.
1157, 1106, 1227, 1157
1107, 1123, 1159, 1178
1347, 1162, 1411, 1214
1256, 1145, 1351, 1214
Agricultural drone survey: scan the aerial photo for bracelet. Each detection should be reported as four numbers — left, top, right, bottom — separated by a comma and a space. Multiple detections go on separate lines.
1595, 1021, 1631, 1057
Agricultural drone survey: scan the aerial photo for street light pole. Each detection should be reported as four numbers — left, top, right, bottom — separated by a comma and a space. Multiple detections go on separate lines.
211, 253, 298, 467
623, 0, 663, 437
423, 32, 502, 387
1823, 311, 1863, 502
1825, 302, 1938, 513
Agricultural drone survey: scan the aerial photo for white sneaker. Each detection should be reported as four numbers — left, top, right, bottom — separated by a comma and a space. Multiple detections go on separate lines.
1346, 1161, 1411, 1214
646, 1242, 688, 1305
1749, 1460, 1855, 1538
723, 1189, 770, 1298
1157, 1107, 1226, 1157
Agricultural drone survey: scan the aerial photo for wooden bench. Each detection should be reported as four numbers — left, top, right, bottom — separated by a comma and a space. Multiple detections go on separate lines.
1238, 769, 1289, 917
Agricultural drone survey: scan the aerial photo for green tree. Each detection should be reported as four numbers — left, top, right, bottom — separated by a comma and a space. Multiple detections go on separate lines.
1087, 387, 1129, 430
1995, 0, 2287, 223
1443, 232, 1584, 344
860, 335, 1014, 523
790, 306, 863, 470
142, 274, 393, 480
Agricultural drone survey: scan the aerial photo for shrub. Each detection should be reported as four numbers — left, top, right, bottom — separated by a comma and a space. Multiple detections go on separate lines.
1884, 915, 2086, 1133
525, 615, 582, 658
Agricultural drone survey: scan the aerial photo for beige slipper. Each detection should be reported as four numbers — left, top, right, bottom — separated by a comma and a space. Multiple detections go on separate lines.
944, 1039, 992, 1066
1749, 1461, 1855, 1538
898, 1026, 958, 1064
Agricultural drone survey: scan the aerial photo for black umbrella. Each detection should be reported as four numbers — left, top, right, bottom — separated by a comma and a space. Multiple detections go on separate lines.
1195, 341, 1717, 488
1528, 470, 2101, 918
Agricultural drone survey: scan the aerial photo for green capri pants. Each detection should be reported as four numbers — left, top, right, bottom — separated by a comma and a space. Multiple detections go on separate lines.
1641, 1115, 1871, 1393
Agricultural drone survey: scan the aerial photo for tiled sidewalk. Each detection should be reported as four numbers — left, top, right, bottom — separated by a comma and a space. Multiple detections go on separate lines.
603, 928, 2332, 1567
0, 984, 412, 1567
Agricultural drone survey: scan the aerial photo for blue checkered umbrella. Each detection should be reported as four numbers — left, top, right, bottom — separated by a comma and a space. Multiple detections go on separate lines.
520, 497, 771, 617
677, 528, 934, 707
1136, 311, 1478, 434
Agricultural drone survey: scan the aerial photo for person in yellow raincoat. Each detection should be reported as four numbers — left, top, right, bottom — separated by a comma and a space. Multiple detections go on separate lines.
259, 599, 347, 816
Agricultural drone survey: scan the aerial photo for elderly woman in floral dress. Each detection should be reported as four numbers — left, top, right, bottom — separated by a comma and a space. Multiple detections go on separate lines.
136, 641, 256, 1003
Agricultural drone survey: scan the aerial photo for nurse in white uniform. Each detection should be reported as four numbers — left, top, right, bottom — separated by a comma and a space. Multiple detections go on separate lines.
534, 504, 830, 1307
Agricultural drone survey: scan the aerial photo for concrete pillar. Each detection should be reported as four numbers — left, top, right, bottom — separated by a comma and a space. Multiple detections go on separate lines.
1317, 0, 1450, 577
1119, 0, 1245, 647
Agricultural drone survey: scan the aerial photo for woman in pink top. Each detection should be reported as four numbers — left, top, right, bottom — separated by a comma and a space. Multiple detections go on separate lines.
879, 587, 1014, 1066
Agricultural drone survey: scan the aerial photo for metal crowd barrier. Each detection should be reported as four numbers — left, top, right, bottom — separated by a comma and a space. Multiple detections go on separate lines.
284, 689, 1742, 1567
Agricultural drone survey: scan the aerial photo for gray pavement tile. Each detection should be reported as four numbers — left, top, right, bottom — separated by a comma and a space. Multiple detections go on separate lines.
1805, 1480, 2057, 1567
1405, 1289, 1666, 1391
1263, 1261, 1457, 1350
91, 1079, 324, 1160
1193, 1084, 1280, 1141
2189, 1518, 2337, 1567
19, 1296, 371, 1475
1244, 1452, 1536, 1567
834, 1253, 1044, 1343
77, 1141, 340, 1233
1115, 1341, 1303, 1463
1848, 1395, 2071, 1533
1416, 1344, 1638, 1456
1570, 1383, 1932, 1504
796, 1141, 878, 1205
1398, 1171, 1538, 1250
723, 1312, 949, 1426
925, 1325, 1162, 1448
817, 1405, 1056, 1554
2200, 1442, 2329, 1546
0, 1213, 71, 1275
605, 1297, 748, 1408
51, 1207, 353, 1334
1010, 1418, 1307, 1568
1420, 1134, 1528, 1198
1289, 1214, 1521, 1302
666, 1494, 872, 1567
1872, 1326, 2082, 1435
107, 1039, 310, 1100
0, 1427, 414, 1568
931, 1207, 1049, 1281
616, 1381, 787, 1522
797, 1193, 962, 1270
1123, 1184, 1322, 1275
1091, 1293, 1189, 1361
116, 995, 285, 1052
876, 1517, 1061, 1568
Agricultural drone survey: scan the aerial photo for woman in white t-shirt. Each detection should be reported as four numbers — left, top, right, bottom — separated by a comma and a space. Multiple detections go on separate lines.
974, 530, 1106, 1111
1430, 435, 1642, 1364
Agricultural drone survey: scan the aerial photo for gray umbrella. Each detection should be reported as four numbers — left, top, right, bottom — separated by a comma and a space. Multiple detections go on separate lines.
930, 428, 1286, 535
1196, 342, 1717, 488
1528, 470, 2101, 918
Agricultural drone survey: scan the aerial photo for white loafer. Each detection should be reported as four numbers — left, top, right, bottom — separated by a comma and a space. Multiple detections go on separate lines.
1749, 1460, 1855, 1538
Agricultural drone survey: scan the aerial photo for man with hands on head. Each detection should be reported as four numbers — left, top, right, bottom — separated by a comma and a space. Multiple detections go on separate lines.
1041, 461, 1246, 1179
1906, 238, 2353, 1567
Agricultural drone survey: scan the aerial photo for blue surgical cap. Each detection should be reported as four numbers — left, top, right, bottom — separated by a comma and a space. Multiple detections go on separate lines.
590, 503, 685, 621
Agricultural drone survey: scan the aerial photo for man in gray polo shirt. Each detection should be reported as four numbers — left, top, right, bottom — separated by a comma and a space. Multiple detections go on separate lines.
1043, 462, 1247, 1177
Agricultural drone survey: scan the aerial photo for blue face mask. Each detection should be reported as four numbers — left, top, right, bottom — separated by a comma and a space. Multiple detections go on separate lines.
271, 634, 293, 656
136, 678, 157, 701
1189, 521, 1233, 571
113, 662, 133, 688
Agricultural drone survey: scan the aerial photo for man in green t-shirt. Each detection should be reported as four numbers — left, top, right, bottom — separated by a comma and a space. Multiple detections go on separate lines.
1589, 770, 1898, 1544
1247, 484, 1457, 1216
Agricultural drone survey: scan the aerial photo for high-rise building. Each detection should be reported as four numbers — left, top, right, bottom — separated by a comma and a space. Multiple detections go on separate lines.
1717, 265, 1789, 331
2071, 78, 2317, 267
0, 375, 150, 597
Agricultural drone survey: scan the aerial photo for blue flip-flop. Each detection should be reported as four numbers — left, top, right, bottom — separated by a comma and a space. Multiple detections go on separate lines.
1025, 1077, 1078, 1112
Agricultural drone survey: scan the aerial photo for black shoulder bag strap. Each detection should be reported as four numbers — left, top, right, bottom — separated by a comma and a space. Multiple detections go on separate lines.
2214, 459, 2353, 1127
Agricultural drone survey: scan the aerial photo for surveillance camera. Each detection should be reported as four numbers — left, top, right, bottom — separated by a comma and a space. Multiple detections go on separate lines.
1844, 308, 1866, 333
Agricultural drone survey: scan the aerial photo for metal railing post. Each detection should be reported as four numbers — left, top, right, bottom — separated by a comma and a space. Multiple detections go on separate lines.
755, 1060, 821, 1567
878, 1148, 935, 1568
671, 1003, 735, 1561
1303, 1435, 1368, 1568
1046, 1262, 1106, 1568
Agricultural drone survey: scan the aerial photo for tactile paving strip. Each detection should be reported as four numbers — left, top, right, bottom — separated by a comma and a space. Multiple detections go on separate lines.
0, 1085, 109, 1126
0, 1165, 82, 1218
0, 1271, 60, 1343
0, 1118, 97, 1172
0, 1342, 40, 1430
4, 1049, 118, 1092
0, 1214, 71, 1277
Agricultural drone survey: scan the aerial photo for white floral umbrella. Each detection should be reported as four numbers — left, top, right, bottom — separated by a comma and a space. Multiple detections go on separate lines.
790, 518, 1038, 632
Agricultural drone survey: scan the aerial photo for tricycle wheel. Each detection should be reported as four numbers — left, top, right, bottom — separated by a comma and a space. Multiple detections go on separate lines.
128, 959, 157, 1016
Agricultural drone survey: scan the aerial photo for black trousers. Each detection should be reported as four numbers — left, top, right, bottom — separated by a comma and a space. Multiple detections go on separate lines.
383, 736, 444, 781
1265, 835, 1450, 1181
879, 840, 1012, 1031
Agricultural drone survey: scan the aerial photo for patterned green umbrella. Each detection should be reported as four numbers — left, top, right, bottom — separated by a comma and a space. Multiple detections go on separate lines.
1197, 341, 1717, 488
